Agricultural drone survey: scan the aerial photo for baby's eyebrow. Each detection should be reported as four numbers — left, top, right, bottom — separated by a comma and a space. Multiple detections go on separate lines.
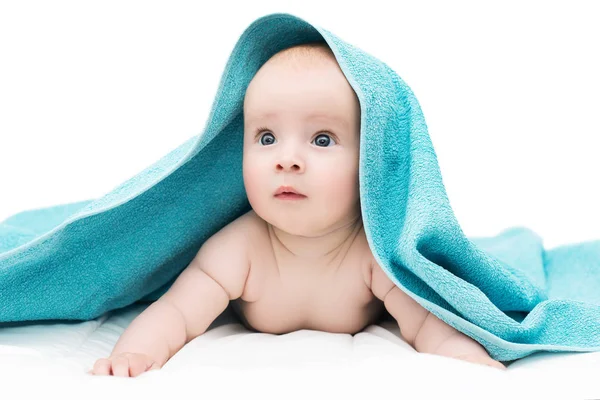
307, 113, 349, 131
247, 112, 348, 129
246, 112, 277, 122
307, 112, 345, 122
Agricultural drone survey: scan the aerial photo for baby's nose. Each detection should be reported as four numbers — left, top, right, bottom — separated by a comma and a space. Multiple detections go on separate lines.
277, 161, 301, 171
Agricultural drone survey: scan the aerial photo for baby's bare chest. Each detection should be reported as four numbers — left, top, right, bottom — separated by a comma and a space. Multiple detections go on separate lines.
231, 227, 385, 335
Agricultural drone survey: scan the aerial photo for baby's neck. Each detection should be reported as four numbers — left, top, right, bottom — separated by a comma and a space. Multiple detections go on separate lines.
267, 213, 363, 265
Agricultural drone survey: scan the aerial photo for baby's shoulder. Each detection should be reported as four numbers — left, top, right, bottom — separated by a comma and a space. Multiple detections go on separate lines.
236, 208, 266, 239
190, 211, 254, 301
350, 223, 379, 291
212, 209, 264, 252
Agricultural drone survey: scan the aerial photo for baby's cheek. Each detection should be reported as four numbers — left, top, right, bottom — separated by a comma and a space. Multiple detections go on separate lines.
243, 164, 257, 193
243, 161, 267, 205
327, 161, 358, 197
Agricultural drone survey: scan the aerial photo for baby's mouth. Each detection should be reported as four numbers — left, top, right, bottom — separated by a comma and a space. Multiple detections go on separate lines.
274, 192, 307, 200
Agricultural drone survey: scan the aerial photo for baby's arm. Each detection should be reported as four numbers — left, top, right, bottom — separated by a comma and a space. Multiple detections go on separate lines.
370, 262, 505, 370
91, 222, 250, 377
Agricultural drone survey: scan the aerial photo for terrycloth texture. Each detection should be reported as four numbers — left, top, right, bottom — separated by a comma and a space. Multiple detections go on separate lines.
1, 12, 599, 362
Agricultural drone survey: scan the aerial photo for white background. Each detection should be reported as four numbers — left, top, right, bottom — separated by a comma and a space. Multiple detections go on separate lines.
0, 1, 598, 249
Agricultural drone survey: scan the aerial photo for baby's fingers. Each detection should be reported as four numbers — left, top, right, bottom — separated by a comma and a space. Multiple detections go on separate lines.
111, 355, 131, 377
149, 361, 160, 370
90, 358, 111, 375
128, 354, 154, 377
453, 354, 507, 371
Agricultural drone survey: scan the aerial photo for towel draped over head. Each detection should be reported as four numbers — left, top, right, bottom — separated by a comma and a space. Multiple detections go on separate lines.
1, 12, 600, 362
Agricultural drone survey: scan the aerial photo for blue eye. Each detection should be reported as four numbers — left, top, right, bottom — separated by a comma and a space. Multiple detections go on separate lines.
256, 129, 337, 147
313, 133, 335, 147
259, 131, 275, 146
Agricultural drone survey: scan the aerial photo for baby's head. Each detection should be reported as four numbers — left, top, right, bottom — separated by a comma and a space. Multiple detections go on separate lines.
242, 42, 361, 236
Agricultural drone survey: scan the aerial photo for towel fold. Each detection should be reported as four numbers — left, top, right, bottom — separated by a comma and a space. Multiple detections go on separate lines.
1, 12, 599, 362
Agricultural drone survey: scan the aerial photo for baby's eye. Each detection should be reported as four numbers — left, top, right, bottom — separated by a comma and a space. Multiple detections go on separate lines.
313, 133, 336, 148
258, 131, 276, 146
257, 131, 337, 147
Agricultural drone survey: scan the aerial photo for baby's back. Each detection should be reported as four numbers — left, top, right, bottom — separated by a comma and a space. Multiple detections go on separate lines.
230, 209, 386, 334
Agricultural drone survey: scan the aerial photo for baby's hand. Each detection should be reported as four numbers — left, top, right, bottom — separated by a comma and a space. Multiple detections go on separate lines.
88, 352, 160, 377
452, 353, 507, 371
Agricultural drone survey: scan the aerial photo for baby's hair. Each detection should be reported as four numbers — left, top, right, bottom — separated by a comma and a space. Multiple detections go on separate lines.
266, 41, 337, 71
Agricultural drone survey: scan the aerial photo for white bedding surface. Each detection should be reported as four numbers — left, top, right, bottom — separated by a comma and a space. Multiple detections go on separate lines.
1, 302, 599, 399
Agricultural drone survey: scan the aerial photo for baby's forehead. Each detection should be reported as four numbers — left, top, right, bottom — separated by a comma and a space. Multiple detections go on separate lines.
243, 51, 359, 123
245, 69, 354, 105
262, 60, 342, 83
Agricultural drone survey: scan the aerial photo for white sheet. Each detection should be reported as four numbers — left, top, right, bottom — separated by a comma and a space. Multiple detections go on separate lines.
1, 302, 599, 399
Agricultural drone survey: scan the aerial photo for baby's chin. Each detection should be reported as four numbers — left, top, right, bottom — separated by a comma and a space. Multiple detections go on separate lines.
268, 217, 351, 238
266, 217, 315, 237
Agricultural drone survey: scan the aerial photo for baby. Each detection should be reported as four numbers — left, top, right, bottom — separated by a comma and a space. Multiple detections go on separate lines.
90, 42, 506, 377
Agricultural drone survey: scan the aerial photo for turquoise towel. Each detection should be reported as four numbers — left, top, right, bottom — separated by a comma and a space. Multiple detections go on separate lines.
1, 12, 599, 362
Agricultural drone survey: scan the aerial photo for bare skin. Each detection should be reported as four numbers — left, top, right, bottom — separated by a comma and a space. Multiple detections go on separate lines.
237, 45, 382, 334
230, 209, 386, 335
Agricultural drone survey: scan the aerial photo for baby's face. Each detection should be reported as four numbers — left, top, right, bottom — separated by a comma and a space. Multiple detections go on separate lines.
242, 59, 361, 236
